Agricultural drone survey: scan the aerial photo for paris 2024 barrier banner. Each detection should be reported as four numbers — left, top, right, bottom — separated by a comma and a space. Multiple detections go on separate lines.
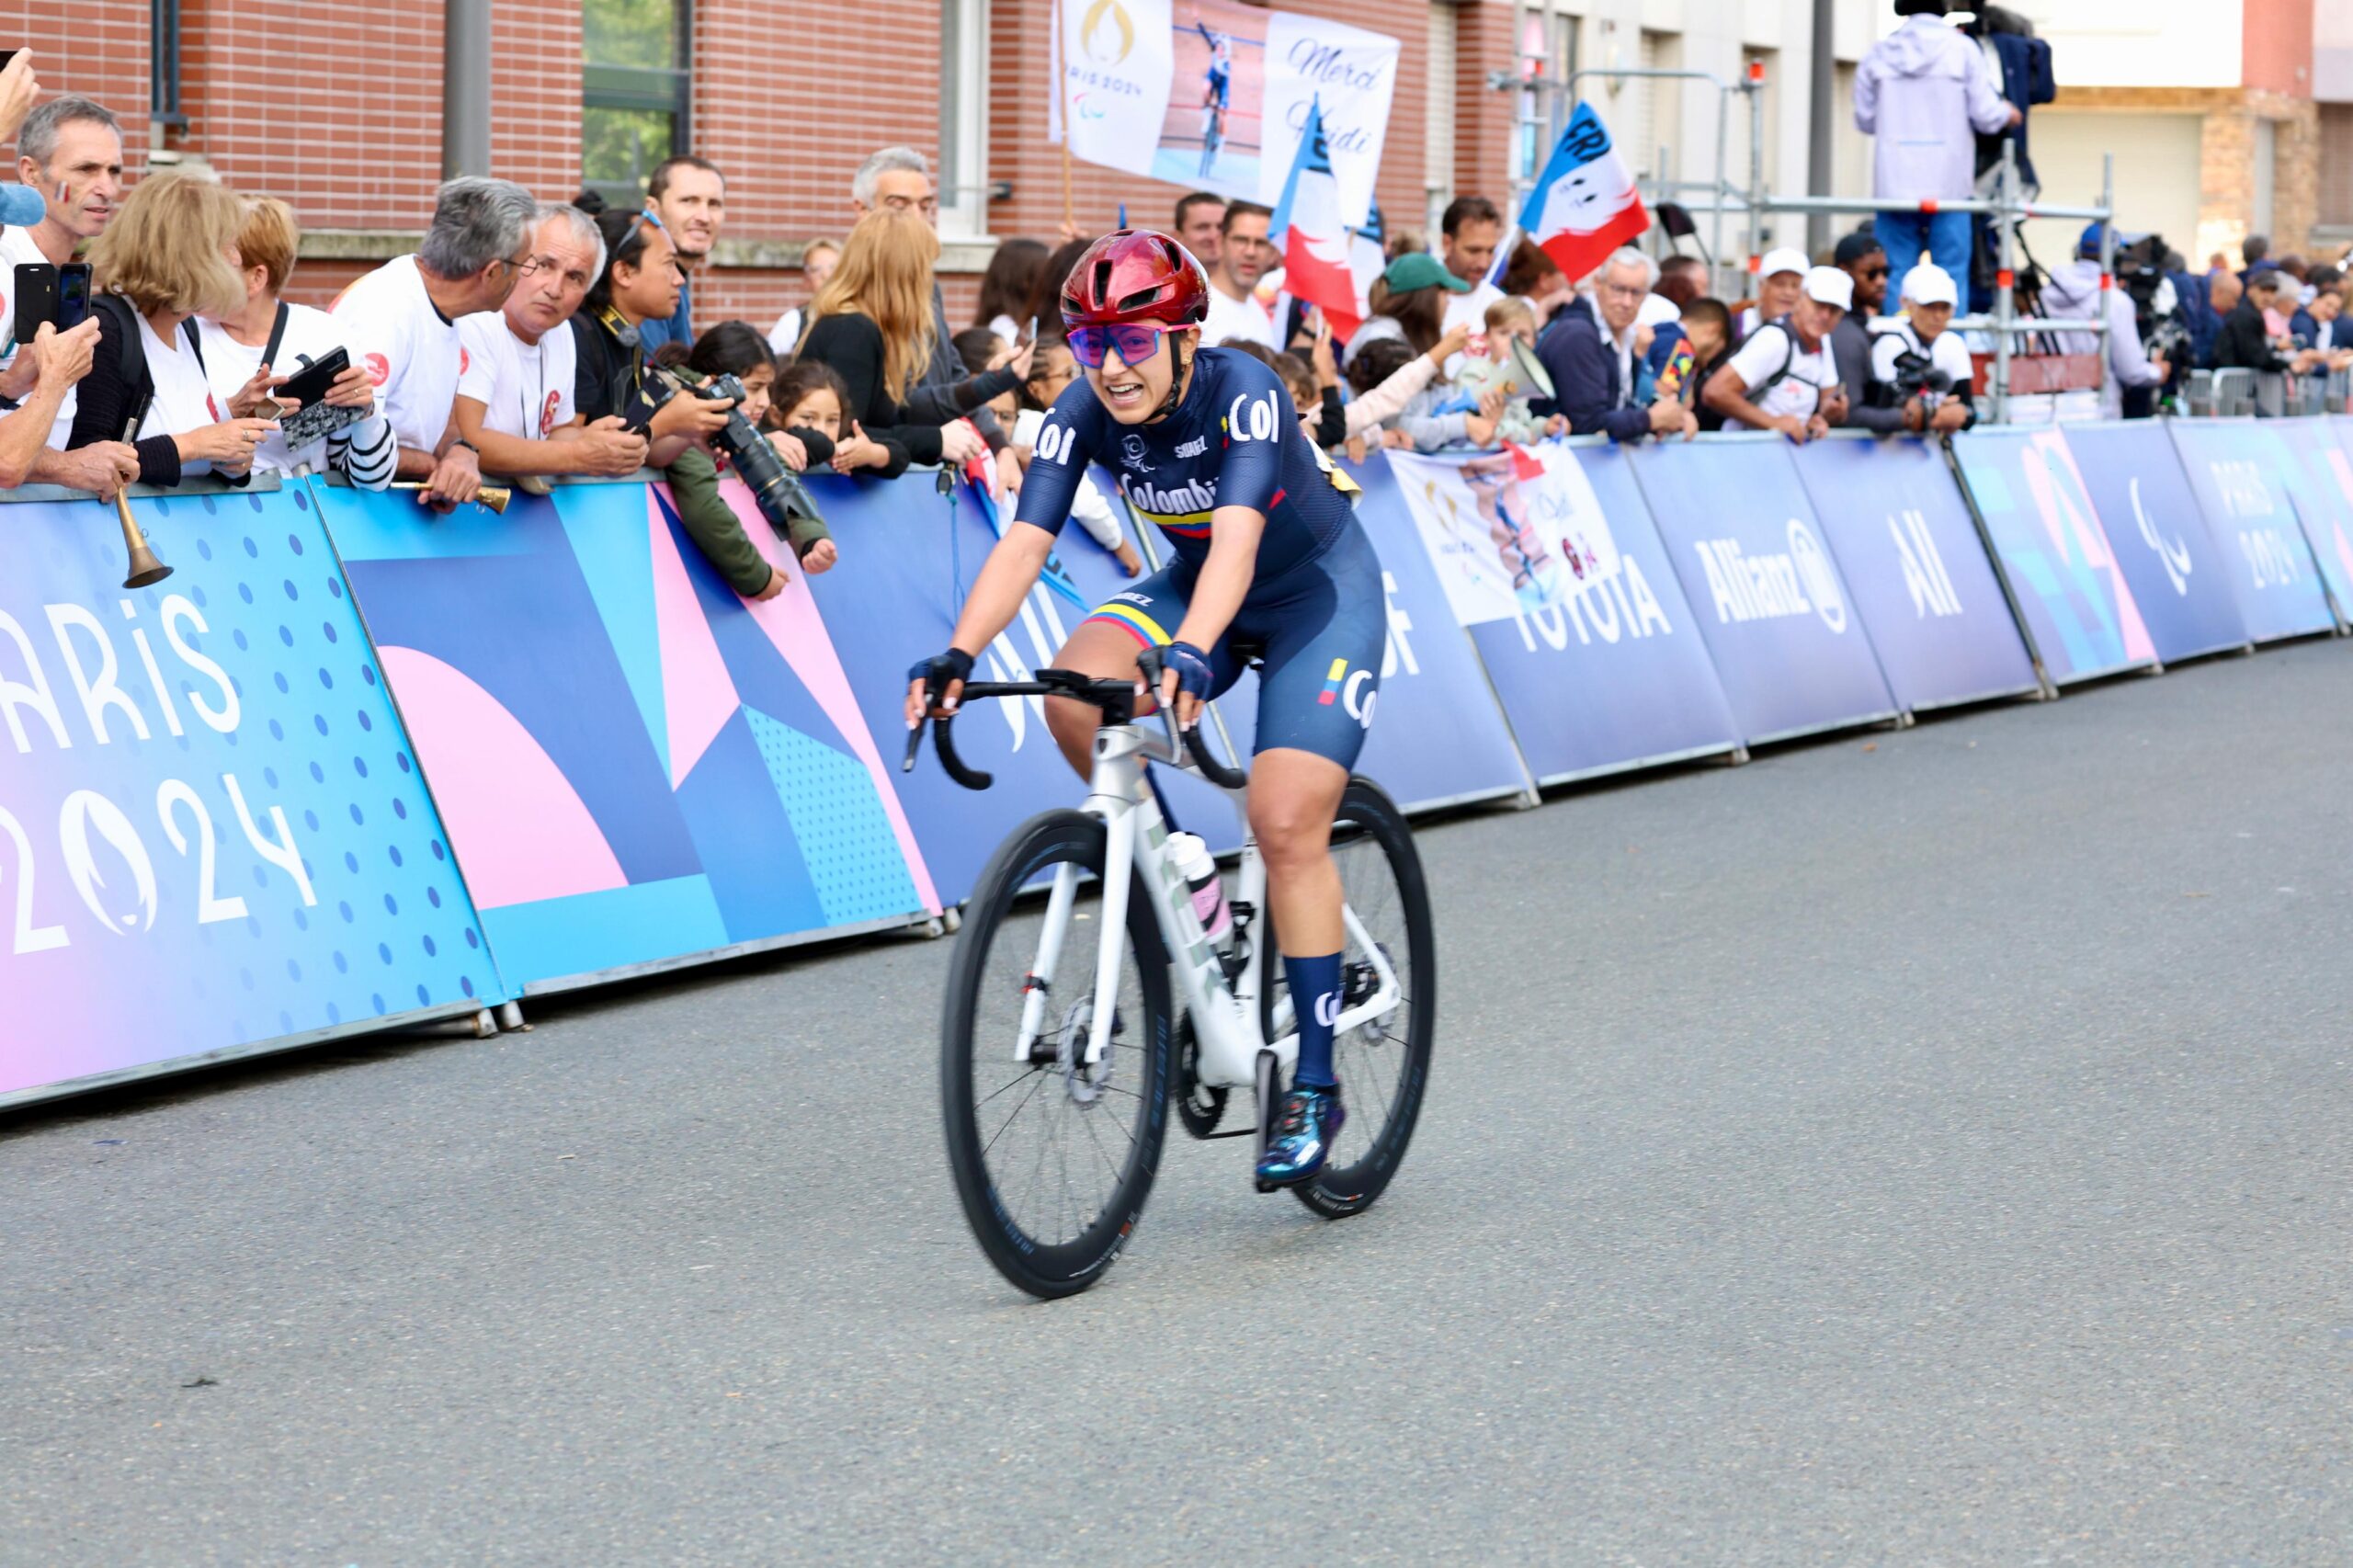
0, 483, 504, 1108
13, 419, 2353, 1108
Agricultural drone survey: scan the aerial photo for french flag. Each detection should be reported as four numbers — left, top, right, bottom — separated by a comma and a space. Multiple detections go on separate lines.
1268, 97, 1364, 339
1515, 101, 1651, 285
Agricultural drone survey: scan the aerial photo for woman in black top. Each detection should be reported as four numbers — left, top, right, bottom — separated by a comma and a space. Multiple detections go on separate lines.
794, 208, 1029, 467
569, 208, 733, 459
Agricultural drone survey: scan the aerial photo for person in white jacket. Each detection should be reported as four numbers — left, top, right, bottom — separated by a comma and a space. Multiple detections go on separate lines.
2043, 223, 2170, 420
1854, 0, 2018, 280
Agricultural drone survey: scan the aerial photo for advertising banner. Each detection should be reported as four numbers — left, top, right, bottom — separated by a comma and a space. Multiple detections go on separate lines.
1949, 428, 2158, 684
2164, 420, 2338, 643
1, 487, 502, 1105
2300, 415, 2353, 615
1257, 12, 1398, 227
2059, 422, 2250, 663
318, 479, 932, 993
1386, 443, 1740, 783
1790, 436, 2039, 712
1631, 438, 1899, 744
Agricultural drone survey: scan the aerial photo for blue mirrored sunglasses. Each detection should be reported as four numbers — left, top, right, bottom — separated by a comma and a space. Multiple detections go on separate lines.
1067, 323, 1180, 369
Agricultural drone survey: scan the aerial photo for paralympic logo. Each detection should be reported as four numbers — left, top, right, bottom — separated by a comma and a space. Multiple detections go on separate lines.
1071, 91, 1108, 122
1080, 0, 1135, 65
2128, 476, 2193, 596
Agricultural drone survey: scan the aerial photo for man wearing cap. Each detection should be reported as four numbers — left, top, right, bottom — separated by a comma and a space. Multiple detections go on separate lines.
1825, 233, 1909, 434
2044, 222, 2172, 420
1737, 247, 1811, 340
1855, 0, 2019, 279
1704, 266, 1850, 442
1533, 246, 1697, 445
1870, 264, 1976, 434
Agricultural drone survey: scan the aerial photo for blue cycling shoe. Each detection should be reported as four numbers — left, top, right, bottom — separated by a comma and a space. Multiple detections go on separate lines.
1255, 1084, 1344, 1189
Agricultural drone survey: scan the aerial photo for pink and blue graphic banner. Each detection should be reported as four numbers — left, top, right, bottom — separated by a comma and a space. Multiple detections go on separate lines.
1950, 428, 2158, 685
1791, 436, 2039, 712
314, 477, 933, 992
0, 485, 501, 1103
2059, 423, 2249, 664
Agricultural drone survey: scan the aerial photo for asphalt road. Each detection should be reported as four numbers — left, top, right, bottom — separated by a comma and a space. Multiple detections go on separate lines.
7, 642, 2353, 1565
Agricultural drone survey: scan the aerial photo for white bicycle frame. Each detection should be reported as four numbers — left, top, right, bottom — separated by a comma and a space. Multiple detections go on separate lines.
1010, 722, 1403, 1091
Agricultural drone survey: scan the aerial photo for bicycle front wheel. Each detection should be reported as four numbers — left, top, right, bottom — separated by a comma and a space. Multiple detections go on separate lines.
942, 810, 1173, 1299
1261, 778, 1438, 1221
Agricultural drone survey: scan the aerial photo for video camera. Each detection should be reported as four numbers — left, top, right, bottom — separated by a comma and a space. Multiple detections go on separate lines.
644, 367, 824, 540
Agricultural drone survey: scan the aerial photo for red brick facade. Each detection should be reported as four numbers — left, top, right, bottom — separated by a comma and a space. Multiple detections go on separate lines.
0, 0, 1518, 328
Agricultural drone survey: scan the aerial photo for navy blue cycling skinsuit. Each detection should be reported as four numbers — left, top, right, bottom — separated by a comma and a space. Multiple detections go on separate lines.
1013, 347, 1385, 771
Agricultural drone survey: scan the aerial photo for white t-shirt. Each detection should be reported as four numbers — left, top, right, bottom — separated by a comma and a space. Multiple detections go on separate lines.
1441, 281, 1504, 378
455, 311, 578, 441
196, 302, 382, 476
332, 255, 465, 453
1202, 282, 1277, 350
133, 313, 227, 474
1, 225, 74, 449
767, 307, 805, 357
1869, 319, 1975, 398
1722, 322, 1839, 426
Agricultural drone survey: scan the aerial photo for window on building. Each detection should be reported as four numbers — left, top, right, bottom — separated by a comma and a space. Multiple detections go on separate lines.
1425, 1, 1458, 237
938, 0, 989, 239
583, 0, 692, 207
2322, 106, 2353, 231
152, 0, 188, 131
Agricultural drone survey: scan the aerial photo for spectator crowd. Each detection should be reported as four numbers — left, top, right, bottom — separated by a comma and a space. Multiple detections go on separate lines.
4, 18, 2350, 599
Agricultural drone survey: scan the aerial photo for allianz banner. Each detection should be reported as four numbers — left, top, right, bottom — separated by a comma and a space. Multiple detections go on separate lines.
1, 486, 502, 1105
1631, 438, 1898, 744
2165, 421, 2338, 643
1383, 443, 1739, 784
1790, 436, 2038, 712
1949, 428, 2158, 685
315, 478, 932, 993
2059, 423, 2249, 662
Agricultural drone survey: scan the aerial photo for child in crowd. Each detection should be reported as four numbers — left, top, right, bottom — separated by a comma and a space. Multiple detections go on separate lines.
652, 322, 837, 582
1009, 332, 1142, 575
770, 358, 908, 479
1672, 299, 1737, 431
1340, 323, 1481, 451
1451, 297, 1554, 446
952, 327, 1022, 436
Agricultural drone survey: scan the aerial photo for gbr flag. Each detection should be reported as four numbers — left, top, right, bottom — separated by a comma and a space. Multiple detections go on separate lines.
1516, 101, 1651, 284
1267, 97, 1364, 339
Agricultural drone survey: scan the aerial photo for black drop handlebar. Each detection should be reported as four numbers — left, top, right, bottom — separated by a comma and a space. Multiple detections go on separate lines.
901, 661, 1250, 792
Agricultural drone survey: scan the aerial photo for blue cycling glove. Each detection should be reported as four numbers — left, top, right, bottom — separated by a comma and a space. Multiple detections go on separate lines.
909, 647, 975, 709
1161, 641, 1215, 704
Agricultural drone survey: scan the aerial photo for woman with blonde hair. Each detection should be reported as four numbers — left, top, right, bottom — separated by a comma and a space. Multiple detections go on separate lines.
68, 174, 278, 484
796, 208, 1029, 467
195, 195, 394, 486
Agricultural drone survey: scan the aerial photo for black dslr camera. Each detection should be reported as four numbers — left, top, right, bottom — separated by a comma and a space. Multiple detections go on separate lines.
645, 367, 824, 537
1874, 347, 1954, 410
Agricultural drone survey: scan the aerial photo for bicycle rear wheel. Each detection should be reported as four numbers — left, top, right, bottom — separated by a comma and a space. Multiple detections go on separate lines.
1260, 778, 1437, 1220
942, 810, 1172, 1299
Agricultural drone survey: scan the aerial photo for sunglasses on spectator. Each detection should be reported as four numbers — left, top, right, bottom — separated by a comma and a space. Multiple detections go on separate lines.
1067, 323, 1182, 369
1862, 265, 1890, 279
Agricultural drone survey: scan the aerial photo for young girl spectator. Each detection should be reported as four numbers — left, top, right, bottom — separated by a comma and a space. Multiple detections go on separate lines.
1344, 321, 1488, 451
951, 326, 1021, 434
973, 237, 1048, 342
770, 358, 908, 479
1451, 297, 1559, 446
676, 320, 836, 574
1007, 331, 1142, 575
767, 236, 840, 355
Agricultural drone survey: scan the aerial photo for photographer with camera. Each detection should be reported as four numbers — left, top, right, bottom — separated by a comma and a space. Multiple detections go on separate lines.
451, 204, 647, 481
569, 206, 734, 460
656, 322, 838, 598
1868, 264, 1976, 435
2045, 223, 2171, 420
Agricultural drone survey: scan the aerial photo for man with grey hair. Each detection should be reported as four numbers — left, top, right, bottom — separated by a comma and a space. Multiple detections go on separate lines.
334, 176, 539, 507
849, 144, 1010, 475
452, 203, 648, 478
1, 90, 141, 494
1534, 247, 1697, 443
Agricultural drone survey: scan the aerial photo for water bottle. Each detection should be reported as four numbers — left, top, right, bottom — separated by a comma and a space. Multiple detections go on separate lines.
1166, 832, 1234, 955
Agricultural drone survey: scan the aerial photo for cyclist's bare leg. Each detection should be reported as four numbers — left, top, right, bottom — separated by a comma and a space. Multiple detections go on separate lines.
1043, 619, 1155, 776
1247, 747, 1348, 957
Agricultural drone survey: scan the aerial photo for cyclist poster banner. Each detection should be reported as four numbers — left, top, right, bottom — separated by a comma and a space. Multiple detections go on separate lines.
1949, 427, 2158, 685
1631, 437, 1900, 744
2164, 420, 2339, 643
1258, 13, 1399, 227
2058, 422, 2250, 663
0, 486, 503, 1108
1384, 443, 1741, 783
313, 478, 932, 993
1049, 0, 1176, 181
1790, 436, 2039, 712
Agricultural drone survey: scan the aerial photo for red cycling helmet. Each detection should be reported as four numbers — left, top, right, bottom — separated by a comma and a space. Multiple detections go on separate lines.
1059, 229, 1210, 329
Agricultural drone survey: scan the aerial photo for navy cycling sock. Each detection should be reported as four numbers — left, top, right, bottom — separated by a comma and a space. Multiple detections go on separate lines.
1285, 951, 1343, 1090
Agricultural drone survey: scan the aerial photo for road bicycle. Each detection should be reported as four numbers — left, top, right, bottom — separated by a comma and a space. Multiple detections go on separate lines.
904, 651, 1436, 1299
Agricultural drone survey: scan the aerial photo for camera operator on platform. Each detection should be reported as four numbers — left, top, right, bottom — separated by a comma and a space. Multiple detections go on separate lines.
1868, 263, 1976, 434
2044, 222, 2169, 421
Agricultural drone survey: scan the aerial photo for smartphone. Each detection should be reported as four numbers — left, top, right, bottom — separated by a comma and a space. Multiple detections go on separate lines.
1023, 315, 1038, 345
55, 262, 88, 331
13, 262, 54, 347
276, 346, 350, 407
